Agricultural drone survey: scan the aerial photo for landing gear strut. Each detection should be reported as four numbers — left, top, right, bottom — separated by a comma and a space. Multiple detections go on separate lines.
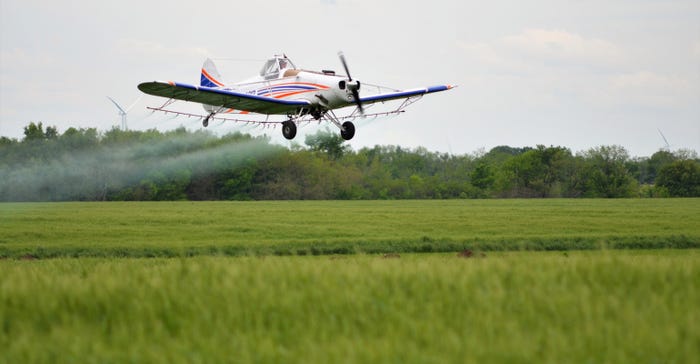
282, 120, 297, 140
323, 110, 356, 141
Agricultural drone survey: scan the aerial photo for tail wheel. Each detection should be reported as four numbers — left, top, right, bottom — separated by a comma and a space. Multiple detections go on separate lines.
203, 112, 215, 127
340, 121, 355, 140
282, 120, 297, 140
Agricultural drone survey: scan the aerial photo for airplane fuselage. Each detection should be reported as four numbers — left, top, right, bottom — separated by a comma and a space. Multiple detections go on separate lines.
204, 70, 358, 118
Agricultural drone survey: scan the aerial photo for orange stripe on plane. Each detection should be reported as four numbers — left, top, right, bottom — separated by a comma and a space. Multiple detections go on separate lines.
222, 108, 250, 115
201, 68, 225, 87
272, 89, 319, 99
272, 82, 330, 89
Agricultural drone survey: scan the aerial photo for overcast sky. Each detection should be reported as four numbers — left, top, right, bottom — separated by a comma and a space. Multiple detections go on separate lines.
1, 0, 698, 156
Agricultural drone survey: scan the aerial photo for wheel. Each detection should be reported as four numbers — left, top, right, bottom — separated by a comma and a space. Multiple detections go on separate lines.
203, 118, 209, 127
340, 121, 355, 140
282, 120, 297, 140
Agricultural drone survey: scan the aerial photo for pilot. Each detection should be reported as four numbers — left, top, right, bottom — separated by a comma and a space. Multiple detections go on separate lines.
279, 59, 288, 69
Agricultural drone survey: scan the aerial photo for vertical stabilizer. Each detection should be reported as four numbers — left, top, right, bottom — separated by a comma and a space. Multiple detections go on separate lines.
201, 58, 225, 87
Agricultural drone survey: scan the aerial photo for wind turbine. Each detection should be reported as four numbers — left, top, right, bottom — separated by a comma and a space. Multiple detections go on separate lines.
107, 96, 141, 131
657, 129, 671, 151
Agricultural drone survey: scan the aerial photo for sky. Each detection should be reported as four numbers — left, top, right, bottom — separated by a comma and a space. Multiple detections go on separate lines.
1, 0, 698, 157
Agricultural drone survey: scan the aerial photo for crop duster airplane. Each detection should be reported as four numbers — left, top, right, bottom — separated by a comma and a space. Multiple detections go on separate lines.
138, 53, 454, 140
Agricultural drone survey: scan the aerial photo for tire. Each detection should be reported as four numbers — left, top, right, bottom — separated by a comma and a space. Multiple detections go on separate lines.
282, 121, 297, 140
340, 121, 355, 140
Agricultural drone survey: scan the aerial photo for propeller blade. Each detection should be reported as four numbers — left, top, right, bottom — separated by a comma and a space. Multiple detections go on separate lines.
352, 89, 364, 115
338, 52, 352, 81
338, 52, 364, 116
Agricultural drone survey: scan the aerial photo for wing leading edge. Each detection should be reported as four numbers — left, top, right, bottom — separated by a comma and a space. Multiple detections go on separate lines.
137, 81, 310, 115
360, 85, 454, 105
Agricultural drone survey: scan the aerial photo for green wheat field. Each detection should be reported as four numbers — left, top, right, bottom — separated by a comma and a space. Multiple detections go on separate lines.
1, 199, 699, 363
1, 199, 699, 258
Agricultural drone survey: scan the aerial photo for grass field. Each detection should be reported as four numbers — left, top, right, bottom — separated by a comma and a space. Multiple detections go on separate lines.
1, 199, 699, 363
1, 199, 699, 258
1, 251, 698, 363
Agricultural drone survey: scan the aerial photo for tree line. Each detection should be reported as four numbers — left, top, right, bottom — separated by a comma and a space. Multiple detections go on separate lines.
1, 122, 698, 201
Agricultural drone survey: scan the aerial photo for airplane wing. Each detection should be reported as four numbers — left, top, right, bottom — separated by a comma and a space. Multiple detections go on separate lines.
138, 81, 310, 115
360, 85, 454, 105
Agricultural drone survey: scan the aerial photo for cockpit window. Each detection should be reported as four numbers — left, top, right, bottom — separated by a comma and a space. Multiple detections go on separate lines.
279, 58, 296, 70
260, 59, 279, 77
260, 57, 296, 79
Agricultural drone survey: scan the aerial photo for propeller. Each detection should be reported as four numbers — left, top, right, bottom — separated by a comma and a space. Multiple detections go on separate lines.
338, 52, 364, 115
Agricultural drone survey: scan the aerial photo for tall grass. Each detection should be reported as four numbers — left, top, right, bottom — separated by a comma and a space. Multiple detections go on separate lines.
1, 199, 699, 258
1, 251, 698, 363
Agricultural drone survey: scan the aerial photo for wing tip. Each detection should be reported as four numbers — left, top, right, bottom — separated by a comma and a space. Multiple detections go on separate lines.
426, 84, 457, 93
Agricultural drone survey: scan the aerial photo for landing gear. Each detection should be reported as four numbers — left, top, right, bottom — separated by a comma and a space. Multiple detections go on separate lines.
282, 120, 297, 140
203, 112, 215, 127
340, 121, 355, 140
321, 110, 356, 141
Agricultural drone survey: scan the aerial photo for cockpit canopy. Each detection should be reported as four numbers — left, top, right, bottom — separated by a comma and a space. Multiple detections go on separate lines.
259, 55, 296, 80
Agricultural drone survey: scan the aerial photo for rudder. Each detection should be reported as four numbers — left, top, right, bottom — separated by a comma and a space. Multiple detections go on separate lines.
201, 58, 224, 87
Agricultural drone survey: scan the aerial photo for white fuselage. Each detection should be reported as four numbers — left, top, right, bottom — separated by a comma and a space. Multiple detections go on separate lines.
204, 70, 357, 117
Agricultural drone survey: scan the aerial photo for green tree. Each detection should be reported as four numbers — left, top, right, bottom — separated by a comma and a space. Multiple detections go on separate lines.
218, 160, 258, 200
0, 136, 17, 147
60, 127, 99, 150
305, 128, 349, 160
44, 126, 59, 139
470, 161, 494, 191
494, 145, 573, 197
580, 145, 637, 198
655, 160, 700, 197
23, 122, 46, 141
633, 150, 677, 184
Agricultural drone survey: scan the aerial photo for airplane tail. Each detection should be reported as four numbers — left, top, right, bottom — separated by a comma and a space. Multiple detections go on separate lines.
201, 58, 225, 87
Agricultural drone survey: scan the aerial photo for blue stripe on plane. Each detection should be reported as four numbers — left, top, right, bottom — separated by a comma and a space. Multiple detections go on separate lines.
200, 74, 219, 88
426, 85, 451, 93
360, 85, 452, 103
256, 85, 319, 93
174, 82, 312, 106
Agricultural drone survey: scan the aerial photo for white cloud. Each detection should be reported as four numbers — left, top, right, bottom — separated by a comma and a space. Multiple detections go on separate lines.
606, 71, 697, 108
458, 29, 700, 110
457, 29, 628, 81
459, 29, 624, 72
457, 29, 627, 112
457, 40, 527, 74
114, 39, 210, 59
502, 29, 624, 67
